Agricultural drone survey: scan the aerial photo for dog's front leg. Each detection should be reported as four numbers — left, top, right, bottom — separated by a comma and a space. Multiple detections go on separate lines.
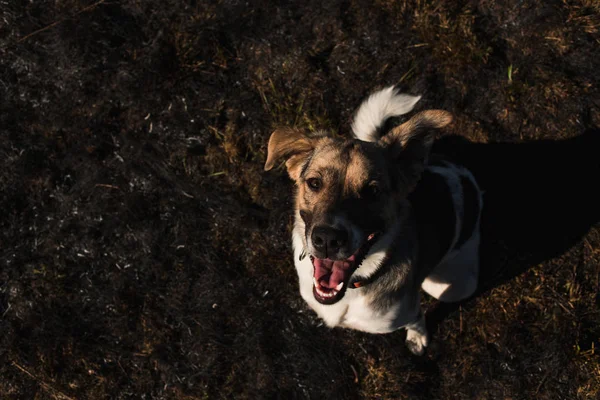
405, 309, 428, 355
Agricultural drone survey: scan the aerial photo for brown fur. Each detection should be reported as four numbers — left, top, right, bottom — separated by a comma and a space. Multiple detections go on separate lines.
264, 128, 320, 180
265, 110, 453, 256
383, 110, 453, 192
295, 140, 386, 231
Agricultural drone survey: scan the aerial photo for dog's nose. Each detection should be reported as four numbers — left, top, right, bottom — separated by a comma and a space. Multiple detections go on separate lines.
311, 226, 348, 256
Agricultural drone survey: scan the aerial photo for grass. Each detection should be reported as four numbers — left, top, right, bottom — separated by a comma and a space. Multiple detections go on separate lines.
1, 0, 599, 399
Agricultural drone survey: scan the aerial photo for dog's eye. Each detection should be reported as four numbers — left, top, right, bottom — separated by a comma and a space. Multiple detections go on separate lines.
364, 182, 381, 198
306, 178, 322, 191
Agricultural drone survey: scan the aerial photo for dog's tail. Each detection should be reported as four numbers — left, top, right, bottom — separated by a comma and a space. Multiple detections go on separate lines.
351, 86, 421, 142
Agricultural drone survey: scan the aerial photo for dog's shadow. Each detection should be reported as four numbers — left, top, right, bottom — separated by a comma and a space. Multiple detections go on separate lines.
425, 128, 600, 331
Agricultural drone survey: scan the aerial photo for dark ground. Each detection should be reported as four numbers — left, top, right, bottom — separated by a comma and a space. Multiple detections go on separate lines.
1, 0, 600, 399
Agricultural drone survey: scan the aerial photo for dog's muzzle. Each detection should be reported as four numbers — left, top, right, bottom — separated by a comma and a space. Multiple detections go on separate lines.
310, 232, 380, 305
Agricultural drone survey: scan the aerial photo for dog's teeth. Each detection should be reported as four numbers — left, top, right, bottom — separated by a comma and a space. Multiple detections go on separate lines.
335, 282, 344, 290
313, 277, 318, 287
315, 284, 337, 298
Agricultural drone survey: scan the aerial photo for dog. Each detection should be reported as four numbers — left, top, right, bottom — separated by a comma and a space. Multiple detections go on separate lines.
264, 86, 483, 355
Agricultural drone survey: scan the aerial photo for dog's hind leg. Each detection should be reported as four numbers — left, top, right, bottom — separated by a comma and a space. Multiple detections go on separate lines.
421, 232, 480, 303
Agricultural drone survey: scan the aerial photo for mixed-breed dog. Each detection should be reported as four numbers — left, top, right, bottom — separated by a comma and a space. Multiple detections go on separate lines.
264, 87, 483, 355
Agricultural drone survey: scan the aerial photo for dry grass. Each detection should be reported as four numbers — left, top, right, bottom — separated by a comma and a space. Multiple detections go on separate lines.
1, 0, 599, 399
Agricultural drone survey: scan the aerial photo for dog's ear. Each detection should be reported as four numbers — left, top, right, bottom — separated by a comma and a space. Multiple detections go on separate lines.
264, 128, 317, 180
381, 110, 453, 190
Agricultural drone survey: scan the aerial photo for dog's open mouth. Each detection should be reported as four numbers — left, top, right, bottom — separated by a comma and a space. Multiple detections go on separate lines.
311, 233, 379, 305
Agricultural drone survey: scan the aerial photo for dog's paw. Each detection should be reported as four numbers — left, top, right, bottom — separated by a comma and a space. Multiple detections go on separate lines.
406, 329, 429, 356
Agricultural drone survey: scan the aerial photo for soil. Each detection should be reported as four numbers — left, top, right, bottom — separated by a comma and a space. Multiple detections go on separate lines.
1, 1, 599, 399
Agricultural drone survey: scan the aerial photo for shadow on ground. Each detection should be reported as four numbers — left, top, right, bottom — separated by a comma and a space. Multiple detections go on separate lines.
428, 128, 600, 329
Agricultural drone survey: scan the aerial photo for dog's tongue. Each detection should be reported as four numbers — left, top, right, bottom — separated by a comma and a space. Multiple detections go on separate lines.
313, 257, 353, 289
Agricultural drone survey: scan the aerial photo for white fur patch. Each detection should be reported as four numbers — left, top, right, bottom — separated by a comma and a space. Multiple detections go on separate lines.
351, 86, 421, 142
420, 279, 452, 300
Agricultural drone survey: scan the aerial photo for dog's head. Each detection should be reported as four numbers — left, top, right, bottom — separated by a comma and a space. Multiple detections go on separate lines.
265, 110, 452, 304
